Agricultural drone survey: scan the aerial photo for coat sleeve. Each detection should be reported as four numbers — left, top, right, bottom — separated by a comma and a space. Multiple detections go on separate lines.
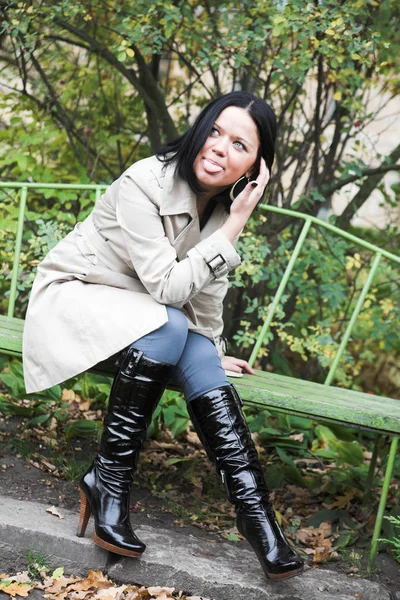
115, 172, 241, 308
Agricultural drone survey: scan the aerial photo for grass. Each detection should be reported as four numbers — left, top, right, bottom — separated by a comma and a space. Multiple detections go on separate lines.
25, 546, 50, 580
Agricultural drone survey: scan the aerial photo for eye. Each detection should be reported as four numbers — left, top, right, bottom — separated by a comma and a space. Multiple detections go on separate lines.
233, 140, 246, 150
210, 126, 219, 136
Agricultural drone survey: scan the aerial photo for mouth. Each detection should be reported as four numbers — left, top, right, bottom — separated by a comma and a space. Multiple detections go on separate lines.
203, 158, 224, 173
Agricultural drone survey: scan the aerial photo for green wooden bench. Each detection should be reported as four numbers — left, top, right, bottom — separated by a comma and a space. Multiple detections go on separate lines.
0, 181, 399, 569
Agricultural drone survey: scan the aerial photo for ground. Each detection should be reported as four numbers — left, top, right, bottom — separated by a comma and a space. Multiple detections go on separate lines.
0, 412, 399, 598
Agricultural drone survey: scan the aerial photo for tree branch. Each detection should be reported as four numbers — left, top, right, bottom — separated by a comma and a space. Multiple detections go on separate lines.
325, 161, 400, 195
335, 143, 400, 228
52, 18, 177, 147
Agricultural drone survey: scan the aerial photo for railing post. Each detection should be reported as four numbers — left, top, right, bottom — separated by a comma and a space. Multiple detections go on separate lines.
7, 186, 27, 318
248, 218, 312, 368
369, 435, 399, 570
324, 251, 382, 386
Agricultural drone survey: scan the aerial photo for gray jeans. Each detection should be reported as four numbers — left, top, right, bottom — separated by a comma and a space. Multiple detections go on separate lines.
130, 306, 229, 402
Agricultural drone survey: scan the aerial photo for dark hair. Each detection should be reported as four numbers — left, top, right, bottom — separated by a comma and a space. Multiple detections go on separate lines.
157, 91, 277, 195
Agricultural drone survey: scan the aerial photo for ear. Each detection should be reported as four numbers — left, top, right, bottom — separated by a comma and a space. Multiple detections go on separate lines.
245, 165, 257, 179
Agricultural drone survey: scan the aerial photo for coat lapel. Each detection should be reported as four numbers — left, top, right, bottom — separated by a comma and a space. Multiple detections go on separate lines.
156, 162, 228, 261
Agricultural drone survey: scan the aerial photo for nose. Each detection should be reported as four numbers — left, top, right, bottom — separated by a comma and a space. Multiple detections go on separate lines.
212, 136, 229, 156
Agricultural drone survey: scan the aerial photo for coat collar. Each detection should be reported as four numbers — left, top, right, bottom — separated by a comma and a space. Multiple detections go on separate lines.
154, 160, 197, 218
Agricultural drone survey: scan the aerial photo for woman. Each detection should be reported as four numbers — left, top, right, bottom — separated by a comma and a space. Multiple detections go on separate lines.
23, 91, 304, 581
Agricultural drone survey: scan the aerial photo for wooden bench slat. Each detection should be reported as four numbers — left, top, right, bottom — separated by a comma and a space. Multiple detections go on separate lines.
244, 370, 400, 409
0, 316, 24, 355
235, 372, 400, 435
0, 315, 25, 331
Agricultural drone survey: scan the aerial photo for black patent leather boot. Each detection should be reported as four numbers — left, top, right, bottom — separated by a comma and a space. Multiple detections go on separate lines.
187, 384, 304, 580
76, 347, 173, 557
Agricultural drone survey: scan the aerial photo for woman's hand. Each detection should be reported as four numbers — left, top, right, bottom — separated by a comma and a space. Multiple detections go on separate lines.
221, 355, 255, 375
221, 158, 270, 243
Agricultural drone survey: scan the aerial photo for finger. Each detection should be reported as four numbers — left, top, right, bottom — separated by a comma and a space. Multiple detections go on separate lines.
242, 362, 255, 375
257, 158, 270, 187
230, 359, 255, 375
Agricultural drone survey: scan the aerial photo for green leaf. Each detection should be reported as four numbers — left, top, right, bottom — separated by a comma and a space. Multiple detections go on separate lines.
334, 530, 356, 550
166, 456, 197, 466
52, 567, 64, 579
327, 424, 357, 441
65, 419, 100, 438
169, 416, 189, 438
27, 413, 51, 426
313, 448, 338, 460
265, 465, 285, 490
307, 509, 356, 529
26, 385, 62, 402
288, 416, 313, 430
335, 441, 364, 466
282, 466, 309, 488
276, 447, 296, 467
315, 425, 338, 445
307, 509, 339, 527
224, 531, 241, 542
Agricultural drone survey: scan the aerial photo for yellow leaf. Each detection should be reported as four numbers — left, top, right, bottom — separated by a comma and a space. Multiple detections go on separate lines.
325, 28, 335, 36
52, 567, 64, 580
331, 489, 356, 509
351, 53, 361, 60
126, 48, 134, 57
333, 91, 342, 101
311, 37, 319, 49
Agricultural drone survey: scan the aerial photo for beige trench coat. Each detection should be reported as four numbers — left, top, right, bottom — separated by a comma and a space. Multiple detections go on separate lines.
23, 155, 241, 393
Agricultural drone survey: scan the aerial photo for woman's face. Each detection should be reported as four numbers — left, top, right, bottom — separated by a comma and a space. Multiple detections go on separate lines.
193, 105, 260, 197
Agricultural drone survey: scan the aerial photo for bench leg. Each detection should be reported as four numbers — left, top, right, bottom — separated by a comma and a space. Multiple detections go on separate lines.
365, 435, 381, 500
368, 435, 399, 570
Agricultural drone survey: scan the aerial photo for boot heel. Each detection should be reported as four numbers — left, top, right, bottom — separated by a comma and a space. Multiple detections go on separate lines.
76, 488, 91, 537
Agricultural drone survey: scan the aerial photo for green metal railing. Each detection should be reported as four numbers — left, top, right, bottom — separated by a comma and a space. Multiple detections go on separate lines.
249, 205, 400, 386
0, 182, 105, 318
1, 181, 399, 568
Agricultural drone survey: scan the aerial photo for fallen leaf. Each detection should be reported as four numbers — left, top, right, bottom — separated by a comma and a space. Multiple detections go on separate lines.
46, 506, 65, 519
0, 582, 33, 597
184, 431, 202, 447
52, 567, 65, 580
0, 574, 31, 584
62, 389, 76, 401
69, 570, 114, 592
41, 459, 57, 472
41, 575, 72, 594
147, 587, 175, 599
331, 489, 356, 510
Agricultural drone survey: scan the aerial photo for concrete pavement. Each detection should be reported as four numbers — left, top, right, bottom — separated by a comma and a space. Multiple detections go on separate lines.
0, 495, 393, 600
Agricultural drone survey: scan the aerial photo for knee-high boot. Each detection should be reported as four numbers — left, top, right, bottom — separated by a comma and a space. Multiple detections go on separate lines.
76, 347, 173, 557
187, 384, 304, 580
